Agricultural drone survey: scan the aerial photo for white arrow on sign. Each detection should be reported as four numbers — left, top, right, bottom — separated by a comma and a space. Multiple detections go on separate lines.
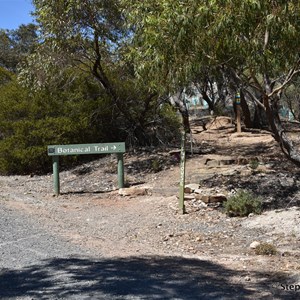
111, 145, 117, 150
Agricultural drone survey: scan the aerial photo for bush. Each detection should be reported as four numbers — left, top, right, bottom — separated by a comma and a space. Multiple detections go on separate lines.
0, 72, 181, 174
255, 243, 277, 255
249, 159, 259, 170
0, 75, 115, 174
224, 190, 262, 217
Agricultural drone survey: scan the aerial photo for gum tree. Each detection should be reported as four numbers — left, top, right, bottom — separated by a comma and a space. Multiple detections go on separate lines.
124, 0, 300, 164
0, 24, 37, 72
20, 0, 170, 145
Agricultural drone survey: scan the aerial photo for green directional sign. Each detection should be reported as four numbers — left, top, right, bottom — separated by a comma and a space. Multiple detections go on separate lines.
48, 142, 125, 156
47, 142, 126, 195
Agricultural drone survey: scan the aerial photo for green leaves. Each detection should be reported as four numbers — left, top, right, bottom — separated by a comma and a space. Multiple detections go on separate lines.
0, 24, 38, 72
124, 0, 300, 91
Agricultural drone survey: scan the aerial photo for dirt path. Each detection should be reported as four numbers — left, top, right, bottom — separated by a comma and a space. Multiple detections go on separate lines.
0, 116, 299, 299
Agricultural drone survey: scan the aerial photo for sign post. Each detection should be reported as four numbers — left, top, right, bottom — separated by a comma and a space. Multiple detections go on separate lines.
117, 153, 124, 189
179, 131, 186, 214
52, 155, 60, 196
235, 92, 241, 133
48, 142, 125, 195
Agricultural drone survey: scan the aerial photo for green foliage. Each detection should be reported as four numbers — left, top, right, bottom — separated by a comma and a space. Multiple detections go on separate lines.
151, 158, 162, 173
0, 73, 116, 174
0, 67, 13, 85
124, 0, 300, 93
0, 24, 38, 72
157, 104, 181, 142
213, 103, 225, 117
255, 243, 277, 256
224, 190, 262, 217
249, 159, 259, 170
0, 67, 180, 174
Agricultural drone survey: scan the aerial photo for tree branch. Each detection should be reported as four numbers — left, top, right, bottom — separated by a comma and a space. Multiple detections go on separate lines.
268, 59, 300, 98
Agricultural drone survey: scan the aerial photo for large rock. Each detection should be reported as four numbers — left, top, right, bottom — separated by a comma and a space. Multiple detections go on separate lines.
206, 116, 233, 130
194, 193, 227, 203
203, 155, 236, 167
119, 187, 149, 197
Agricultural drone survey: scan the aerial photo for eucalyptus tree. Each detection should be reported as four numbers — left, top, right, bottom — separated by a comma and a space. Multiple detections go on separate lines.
20, 0, 170, 145
0, 24, 37, 72
124, 0, 300, 164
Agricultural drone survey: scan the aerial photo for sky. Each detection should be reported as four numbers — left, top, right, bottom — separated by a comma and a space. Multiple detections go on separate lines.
0, 0, 35, 30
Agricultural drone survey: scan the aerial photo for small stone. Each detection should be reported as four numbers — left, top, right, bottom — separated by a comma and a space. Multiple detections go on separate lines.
184, 186, 194, 194
194, 194, 209, 203
245, 276, 251, 281
184, 194, 195, 201
194, 189, 202, 194
250, 241, 261, 249
185, 184, 200, 192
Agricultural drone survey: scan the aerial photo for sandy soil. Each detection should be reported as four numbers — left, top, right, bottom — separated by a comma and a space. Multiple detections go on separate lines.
0, 116, 299, 298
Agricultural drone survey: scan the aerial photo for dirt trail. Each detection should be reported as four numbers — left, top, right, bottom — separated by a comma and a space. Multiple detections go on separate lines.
0, 116, 299, 298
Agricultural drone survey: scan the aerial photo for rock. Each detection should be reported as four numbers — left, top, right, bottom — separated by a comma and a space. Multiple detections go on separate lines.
195, 194, 210, 203
204, 155, 236, 167
256, 165, 269, 173
279, 176, 295, 188
185, 184, 200, 193
118, 187, 149, 197
184, 195, 195, 201
194, 193, 227, 203
206, 159, 220, 167
184, 187, 194, 194
240, 169, 252, 177
194, 188, 202, 194
250, 241, 261, 249
206, 116, 233, 130
209, 194, 227, 203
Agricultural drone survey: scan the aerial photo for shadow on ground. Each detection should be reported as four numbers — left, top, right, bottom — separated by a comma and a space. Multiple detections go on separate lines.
0, 256, 297, 299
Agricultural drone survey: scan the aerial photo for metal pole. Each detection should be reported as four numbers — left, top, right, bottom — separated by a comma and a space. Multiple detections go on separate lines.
117, 153, 124, 188
179, 131, 186, 214
52, 156, 60, 195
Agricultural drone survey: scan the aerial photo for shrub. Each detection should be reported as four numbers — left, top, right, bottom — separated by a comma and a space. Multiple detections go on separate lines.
0, 77, 114, 174
249, 159, 259, 170
255, 243, 277, 255
224, 190, 262, 217
151, 158, 162, 172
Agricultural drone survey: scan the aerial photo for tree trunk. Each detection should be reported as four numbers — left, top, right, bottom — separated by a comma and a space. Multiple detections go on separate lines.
240, 90, 252, 128
251, 100, 268, 129
169, 91, 191, 133
264, 95, 300, 166
201, 91, 214, 112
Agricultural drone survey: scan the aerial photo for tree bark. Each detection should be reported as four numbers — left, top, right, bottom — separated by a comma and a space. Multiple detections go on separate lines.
240, 90, 252, 128
168, 91, 191, 133
264, 95, 300, 166
201, 91, 214, 112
